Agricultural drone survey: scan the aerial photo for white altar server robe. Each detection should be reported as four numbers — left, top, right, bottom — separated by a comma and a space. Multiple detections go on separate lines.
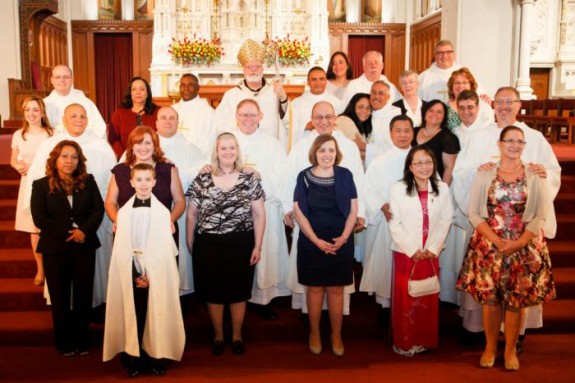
360, 145, 410, 307
103, 195, 184, 361
172, 96, 217, 158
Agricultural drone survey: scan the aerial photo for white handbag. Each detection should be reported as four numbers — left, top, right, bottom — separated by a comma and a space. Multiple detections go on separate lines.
408, 259, 440, 298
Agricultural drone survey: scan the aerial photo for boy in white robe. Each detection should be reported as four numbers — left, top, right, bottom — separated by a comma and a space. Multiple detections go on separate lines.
103, 164, 184, 377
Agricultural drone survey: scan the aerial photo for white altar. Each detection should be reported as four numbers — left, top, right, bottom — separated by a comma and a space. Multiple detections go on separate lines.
150, 0, 330, 97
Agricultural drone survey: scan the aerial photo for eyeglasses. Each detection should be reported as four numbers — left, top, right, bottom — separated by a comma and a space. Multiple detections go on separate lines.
158, 115, 177, 121
411, 160, 434, 167
238, 113, 258, 119
400, 80, 417, 86
435, 50, 454, 56
312, 114, 336, 122
494, 99, 520, 106
370, 90, 388, 96
453, 81, 470, 86
500, 139, 526, 145
457, 104, 477, 111
52, 75, 72, 80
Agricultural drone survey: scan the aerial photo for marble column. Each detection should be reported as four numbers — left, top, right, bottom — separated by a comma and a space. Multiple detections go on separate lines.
516, 0, 536, 99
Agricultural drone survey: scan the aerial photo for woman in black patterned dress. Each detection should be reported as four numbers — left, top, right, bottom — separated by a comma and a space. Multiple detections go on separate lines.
186, 132, 265, 356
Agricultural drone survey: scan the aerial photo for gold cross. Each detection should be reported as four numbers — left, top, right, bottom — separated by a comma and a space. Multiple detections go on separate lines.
244, 155, 257, 169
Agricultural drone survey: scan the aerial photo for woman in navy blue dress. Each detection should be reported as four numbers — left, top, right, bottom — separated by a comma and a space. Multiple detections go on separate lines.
293, 134, 358, 357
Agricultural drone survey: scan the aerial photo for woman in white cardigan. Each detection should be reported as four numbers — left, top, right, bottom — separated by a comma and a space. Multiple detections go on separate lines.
389, 146, 453, 357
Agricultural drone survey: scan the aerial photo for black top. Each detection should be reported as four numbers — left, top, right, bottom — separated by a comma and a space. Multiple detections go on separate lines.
31, 174, 104, 255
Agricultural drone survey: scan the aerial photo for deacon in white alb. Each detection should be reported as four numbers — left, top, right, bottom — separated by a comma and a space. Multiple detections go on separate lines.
155, 106, 205, 296
231, 99, 291, 317
172, 73, 217, 158
360, 115, 414, 308
44, 65, 107, 139
439, 89, 490, 305
418, 40, 487, 104
341, 51, 400, 108
366, 81, 402, 166
291, 67, 342, 148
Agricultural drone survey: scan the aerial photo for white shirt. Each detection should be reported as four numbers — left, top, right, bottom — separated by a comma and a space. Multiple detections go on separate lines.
44, 89, 107, 139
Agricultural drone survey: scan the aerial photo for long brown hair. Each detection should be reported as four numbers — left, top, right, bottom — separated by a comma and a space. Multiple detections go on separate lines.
21, 96, 53, 140
124, 125, 166, 166
45, 140, 89, 195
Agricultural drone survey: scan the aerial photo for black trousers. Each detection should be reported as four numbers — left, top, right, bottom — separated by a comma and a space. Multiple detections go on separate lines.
127, 275, 164, 370
43, 247, 95, 353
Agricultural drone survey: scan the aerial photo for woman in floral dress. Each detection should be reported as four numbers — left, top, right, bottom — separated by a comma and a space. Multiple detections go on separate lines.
456, 126, 555, 371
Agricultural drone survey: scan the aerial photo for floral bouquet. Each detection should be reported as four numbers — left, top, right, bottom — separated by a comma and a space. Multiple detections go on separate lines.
169, 34, 224, 66
264, 34, 311, 67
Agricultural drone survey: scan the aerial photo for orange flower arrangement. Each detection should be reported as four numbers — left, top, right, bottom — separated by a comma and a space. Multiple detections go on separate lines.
264, 34, 311, 67
169, 34, 224, 65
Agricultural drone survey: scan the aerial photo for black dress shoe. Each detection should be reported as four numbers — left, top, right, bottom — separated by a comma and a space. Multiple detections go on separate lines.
126, 367, 140, 378
249, 303, 278, 321
151, 366, 166, 375
259, 306, 278, 321
211, 340, 224, 356
231, 340, 245, 355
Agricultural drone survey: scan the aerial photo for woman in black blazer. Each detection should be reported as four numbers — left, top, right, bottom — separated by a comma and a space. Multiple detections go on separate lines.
31, 140, 104, 356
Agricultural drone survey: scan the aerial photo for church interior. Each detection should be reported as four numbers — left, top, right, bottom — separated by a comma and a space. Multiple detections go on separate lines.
0, 0, 574, 382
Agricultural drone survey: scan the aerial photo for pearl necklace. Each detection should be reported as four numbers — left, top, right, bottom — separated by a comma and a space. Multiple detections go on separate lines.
499, 162, 522, 173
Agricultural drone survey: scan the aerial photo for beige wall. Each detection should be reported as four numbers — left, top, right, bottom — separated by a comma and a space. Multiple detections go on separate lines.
0, 0, 21, 124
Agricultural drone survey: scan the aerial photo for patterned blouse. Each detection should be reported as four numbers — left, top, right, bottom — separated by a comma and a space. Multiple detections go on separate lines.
187, 172, 265, 234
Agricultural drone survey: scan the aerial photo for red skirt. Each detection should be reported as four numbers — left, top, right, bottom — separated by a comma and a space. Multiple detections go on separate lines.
392, 251, 439, 350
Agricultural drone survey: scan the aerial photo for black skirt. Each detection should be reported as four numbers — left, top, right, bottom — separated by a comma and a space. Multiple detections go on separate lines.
193, 230, 255, 304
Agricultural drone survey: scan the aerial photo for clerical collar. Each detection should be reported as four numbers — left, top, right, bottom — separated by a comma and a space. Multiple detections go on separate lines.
133, 197, 151, 208
242, 78, 267, 94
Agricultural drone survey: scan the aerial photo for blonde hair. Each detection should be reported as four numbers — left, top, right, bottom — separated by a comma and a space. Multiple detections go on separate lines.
210, 132, 244, 175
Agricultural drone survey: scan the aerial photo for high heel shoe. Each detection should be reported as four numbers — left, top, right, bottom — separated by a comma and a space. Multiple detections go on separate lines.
479, 352, 495, 368
331, 335, 345, 357
309, 334, 322, 355
505, 354, 520, 371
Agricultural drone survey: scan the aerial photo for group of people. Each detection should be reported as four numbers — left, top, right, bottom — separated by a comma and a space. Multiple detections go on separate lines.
9, 38, 558, 376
